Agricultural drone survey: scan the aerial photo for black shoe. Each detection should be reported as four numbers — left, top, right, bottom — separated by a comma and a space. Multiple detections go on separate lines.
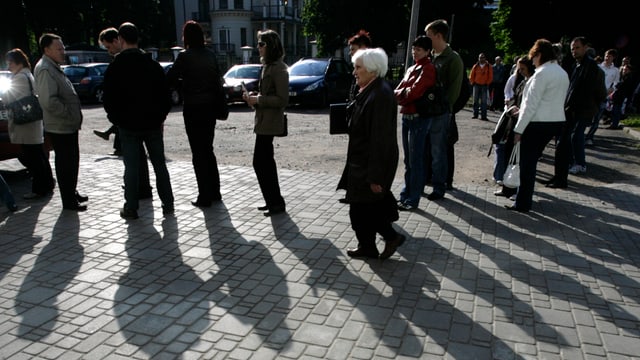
446, 183, 454, 191
8, 203, 18, 212
494, 190, 508, 197
75, 191, 88, 203
120, 207, 139, 219
346, 247, 379, 259
338, 198, 349, 204
23, 191, 52, 200
192, 200, 212, 208
64, 203, 87, 212
546, 182, 567, 189
93, 130, 110, 140
504, 204, 529, 213
263, 205, 286, 217
139, 192, 153, 200
380, 234, 406, 260
472, 116, 478, 119
541, 177, 556, 185
427, 192, 444, 201
397, 203, 416, 211
257, 205, 269, 211
111, 150, 122, 156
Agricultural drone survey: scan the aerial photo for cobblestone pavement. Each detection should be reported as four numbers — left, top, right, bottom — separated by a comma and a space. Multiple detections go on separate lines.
0, 132, 639, 359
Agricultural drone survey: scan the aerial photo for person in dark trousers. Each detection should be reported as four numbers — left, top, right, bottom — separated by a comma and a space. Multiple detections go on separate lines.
167, 20, 225, 207
243, 30, 288, 217
103, 22, 174, 219
96, 26, 153, 199
338, 48, 405, 260
544, 36, 606, 188
34, 33, 88, 211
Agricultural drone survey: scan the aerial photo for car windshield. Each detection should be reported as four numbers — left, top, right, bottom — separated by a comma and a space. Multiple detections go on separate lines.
289, 60, 327, 76
226, 66, 261, 79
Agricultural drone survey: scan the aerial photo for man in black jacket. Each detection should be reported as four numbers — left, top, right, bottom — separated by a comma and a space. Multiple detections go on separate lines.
546, 37, 606, 188
103, 22, 174, 219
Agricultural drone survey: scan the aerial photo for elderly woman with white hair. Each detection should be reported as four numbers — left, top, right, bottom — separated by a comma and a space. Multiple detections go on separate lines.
337, 48, 406, 260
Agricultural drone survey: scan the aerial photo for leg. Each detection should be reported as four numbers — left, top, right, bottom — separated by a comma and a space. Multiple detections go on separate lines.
348, 202, 379, 257
428, 113, 449, 197
48, 132, 81, 208
472, 85, 480, 118
480, 85, 489, 119
253, 134, 285, 209
118, 128, 142, 211
184, 105, 220, 204
143, 127, 174, 210
21, 144, 54, 195
400, 115, 429, 207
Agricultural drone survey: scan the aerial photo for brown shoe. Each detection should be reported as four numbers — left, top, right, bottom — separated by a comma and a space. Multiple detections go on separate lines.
380, 234, 406, 260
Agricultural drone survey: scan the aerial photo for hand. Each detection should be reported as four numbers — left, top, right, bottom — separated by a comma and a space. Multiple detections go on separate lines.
514, 133, 521, 143
242, 93, 257, 108
370, 183, 383, 193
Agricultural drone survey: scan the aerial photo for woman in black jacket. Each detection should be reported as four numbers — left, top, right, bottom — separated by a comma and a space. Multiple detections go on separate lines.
337, 48, 406, 260
167, 20, 226, 207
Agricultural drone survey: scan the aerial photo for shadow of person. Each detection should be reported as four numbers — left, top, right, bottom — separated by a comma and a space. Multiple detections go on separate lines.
200, 203, 293, 352
114, 216, 211, 358
15, 211, 82, 341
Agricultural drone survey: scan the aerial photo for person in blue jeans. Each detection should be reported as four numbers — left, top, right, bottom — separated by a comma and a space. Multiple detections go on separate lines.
0, 173, 18, 212
394, 36, 436, 211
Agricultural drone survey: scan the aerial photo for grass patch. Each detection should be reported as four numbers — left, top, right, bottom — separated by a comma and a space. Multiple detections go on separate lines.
621, 115, 640, 130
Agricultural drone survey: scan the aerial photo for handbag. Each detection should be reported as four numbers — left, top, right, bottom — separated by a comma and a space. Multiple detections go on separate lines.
8, 74, 43, 125
275, 113, 288, 137
329, 102, 348, 134
503, 142, 521, 188
414, 68, 449, 118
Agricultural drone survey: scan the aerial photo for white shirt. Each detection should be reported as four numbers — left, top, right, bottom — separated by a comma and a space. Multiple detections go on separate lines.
503, 73, 517, 103
514, 61, 569, 134
600, 62, 620, 90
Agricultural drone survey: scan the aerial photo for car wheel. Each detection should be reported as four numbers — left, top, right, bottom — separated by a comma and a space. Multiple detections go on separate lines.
94, 88, 104, 103
170, 89, 181, 106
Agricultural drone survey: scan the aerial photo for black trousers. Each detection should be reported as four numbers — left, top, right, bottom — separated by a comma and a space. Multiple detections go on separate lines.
21, 143, 55, 195
253, 134, 284, 208
349, 192, 398, 251
184, 104, 221, 202
47, 132, 80, 207
553, 115, 578, 186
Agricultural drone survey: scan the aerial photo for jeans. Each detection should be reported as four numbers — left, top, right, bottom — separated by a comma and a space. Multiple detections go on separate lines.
399, 114, 429, 207
119, 126, 173, 211
427, 112, 450, 195
472, 84, 489, 118
610, 102, 623, 128
494, 143, 507, 182
571, 116, 590, 167
0, 173, 16, 209
585, 101, 606, 140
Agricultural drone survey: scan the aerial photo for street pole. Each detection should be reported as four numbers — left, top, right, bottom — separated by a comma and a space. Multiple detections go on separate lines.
405, 0, 421, 73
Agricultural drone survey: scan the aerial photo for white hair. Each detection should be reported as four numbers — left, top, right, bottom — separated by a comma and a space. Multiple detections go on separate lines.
351, 47, 388, 78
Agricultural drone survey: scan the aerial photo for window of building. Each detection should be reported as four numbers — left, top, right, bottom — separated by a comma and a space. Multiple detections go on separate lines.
234, 0, 244, 10
198, 0, 210, 19
241, 28, 247, 47
219, 0, 228, 10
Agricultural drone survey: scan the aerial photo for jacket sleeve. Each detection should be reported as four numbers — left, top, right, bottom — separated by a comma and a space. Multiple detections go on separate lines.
258, 62, 289, 108
399, 63, 436, 105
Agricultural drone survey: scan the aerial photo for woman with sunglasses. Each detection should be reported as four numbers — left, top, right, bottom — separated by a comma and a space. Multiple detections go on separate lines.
243, 30, 288, 216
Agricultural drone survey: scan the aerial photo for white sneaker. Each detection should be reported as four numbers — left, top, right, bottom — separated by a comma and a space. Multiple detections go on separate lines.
569, 165, 587, 174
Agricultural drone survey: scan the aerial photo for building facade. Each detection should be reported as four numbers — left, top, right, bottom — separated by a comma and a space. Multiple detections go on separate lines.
173, 0, 311, 67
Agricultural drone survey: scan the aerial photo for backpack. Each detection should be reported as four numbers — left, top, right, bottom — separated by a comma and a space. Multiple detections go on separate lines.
452, 72, 470, 114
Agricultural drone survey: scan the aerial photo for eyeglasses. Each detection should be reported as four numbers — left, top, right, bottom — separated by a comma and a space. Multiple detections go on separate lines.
257, 42, 266, 48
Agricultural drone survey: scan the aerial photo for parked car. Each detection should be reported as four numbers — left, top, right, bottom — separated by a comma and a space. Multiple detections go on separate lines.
223, 64, 262, 104
62, 62, 109, 104
159, 62, 183, 106
288, 57, 353, 107
0, 70, 11, 94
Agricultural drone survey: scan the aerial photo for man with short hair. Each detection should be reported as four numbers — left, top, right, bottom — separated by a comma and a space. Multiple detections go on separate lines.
34, 33, 88, 211
469, 52, 493, 120
424, 19, 463, 200
490, 56, 507, 111
103, 22, 174, 219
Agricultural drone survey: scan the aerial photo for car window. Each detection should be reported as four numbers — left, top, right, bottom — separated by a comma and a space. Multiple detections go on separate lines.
237, 67, 261, 79
64, 67, 88, 77
289, 60, 328, 76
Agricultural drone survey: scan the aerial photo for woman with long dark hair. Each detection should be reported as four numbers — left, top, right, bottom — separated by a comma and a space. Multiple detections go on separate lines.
167, 21, 226, 207
243, 30, 288, 217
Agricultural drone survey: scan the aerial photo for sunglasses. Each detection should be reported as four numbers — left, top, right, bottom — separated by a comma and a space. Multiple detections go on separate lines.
257, 41, 266, 48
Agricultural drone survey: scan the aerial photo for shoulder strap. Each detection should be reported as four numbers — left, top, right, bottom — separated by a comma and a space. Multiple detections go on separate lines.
23, 73, 35, 94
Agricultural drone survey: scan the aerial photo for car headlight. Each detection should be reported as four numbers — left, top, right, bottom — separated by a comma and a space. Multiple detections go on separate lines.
0, 77, 11, 94
303, 81, 321, 92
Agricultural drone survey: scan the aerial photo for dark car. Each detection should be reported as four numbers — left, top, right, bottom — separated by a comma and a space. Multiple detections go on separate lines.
223, 64, 262, 104
288, 57, 353, 107
63, 62, 109, 103
159, 62, 183, 106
